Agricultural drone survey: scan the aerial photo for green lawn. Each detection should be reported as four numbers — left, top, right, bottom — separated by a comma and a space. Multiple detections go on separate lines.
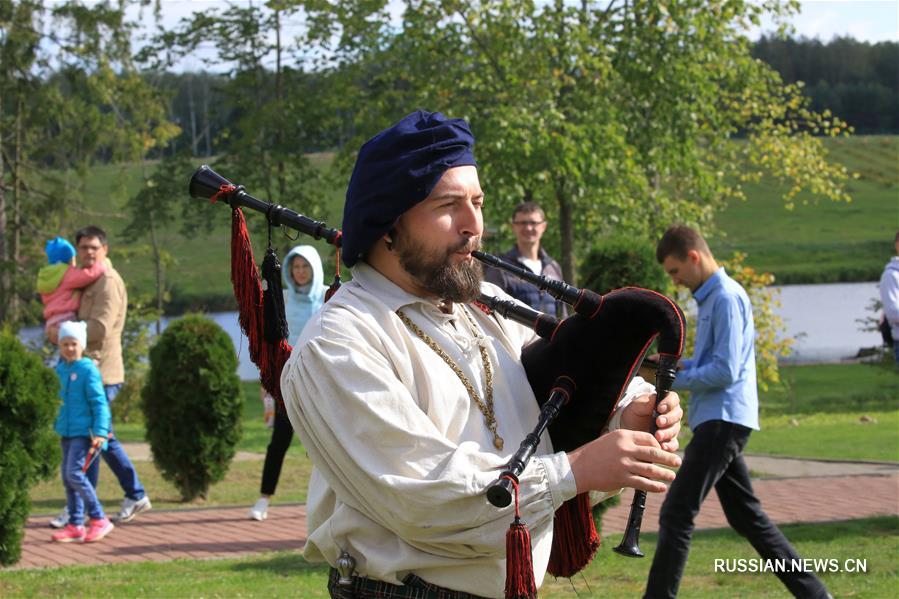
675, 362, 899, 462
749, 362, 899, 462
711, 135, 899, 284
2, 518, 895, 598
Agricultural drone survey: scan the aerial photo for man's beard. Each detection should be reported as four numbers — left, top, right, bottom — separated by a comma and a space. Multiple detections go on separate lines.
395, 232, 483, 303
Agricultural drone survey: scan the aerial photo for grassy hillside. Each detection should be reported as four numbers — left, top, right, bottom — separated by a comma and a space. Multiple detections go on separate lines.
68, 136, 896, 313
72, 157, 345, 313
711, 135, 898, 284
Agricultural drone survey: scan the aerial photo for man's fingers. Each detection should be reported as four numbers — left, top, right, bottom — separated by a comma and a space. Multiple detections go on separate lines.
627, 459, 676, 483
628, 476, 668, 494
630, 444, 682, 468
661, 438, 680, 453
629, 430, 661, 448
657, 392, 680, 415
655, 420, 681, 443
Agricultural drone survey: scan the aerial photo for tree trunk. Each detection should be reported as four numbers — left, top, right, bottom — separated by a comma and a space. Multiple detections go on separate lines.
0, 87, 7, 323
148, 207, 163, 334
202, 77, 212, 156
274, 9, 286, 201
10, 96, 24, 322
188, 74, 198, 156
555, 180, 576, 285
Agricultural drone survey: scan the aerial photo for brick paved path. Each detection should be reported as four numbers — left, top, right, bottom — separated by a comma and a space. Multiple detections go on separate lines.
12, 473, 898, 570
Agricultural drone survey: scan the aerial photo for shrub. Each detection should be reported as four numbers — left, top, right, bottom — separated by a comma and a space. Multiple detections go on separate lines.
0, 331, 60, 565
580, 234, 669, 294
142, 315, 242, 501
114, 296, 160, 424
111, 372, 146, 424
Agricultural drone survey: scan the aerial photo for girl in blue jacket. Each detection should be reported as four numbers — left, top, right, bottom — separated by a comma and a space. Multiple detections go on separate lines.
249, 245, 325, 521
51, 321, 115, 543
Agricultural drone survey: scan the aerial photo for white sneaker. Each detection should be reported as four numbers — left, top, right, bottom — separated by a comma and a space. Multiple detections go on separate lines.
49, 507, 69, 529
249, 497, 269, 521
112, 496, 152, 523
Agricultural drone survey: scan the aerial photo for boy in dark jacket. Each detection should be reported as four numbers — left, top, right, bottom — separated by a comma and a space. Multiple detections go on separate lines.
51, 320, 115, 543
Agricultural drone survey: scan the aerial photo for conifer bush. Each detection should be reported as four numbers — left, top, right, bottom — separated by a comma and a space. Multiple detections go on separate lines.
0, 332, 60, 566
581, 234, 669, 295
142, 315, 242, 501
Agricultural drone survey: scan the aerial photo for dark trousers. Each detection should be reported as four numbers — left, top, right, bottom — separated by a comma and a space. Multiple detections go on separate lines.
328, 568, 490, 599
85, 383, 146, 501
645, 420, 829, 599
261, 409, 295, 496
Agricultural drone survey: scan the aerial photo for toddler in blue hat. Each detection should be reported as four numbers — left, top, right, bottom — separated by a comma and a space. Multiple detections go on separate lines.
36, 236, 107, 341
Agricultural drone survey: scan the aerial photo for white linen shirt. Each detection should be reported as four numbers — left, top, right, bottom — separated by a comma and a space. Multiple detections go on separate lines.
281, 262, 651, 598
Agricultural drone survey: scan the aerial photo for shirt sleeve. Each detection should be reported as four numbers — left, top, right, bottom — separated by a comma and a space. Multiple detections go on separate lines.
675, 294, 744, 391
59, 261, 107, 292
283, 333, 576, 559
86, 368, 110, 438
881, 268, 899, 325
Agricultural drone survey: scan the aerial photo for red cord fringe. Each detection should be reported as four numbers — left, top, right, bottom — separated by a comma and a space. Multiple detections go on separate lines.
504, 476, 537, 599
546, 493, 600, 578
230, 207, 292, 408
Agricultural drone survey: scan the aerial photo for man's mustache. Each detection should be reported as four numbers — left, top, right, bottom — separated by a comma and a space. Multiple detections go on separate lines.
449, 237, 482, 255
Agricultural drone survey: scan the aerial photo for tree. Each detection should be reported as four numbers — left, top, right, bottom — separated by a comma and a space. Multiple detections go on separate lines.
319, 0, 852, 285
142, 315, 242, 501
139, 0, 339, 237
0, 331, 59, 565
0, 0, 178, 328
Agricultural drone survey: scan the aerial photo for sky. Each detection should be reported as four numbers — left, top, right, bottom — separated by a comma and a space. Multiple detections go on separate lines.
751, 0, 898, 42
117, 0, 898, 71
127, 0, 898, 39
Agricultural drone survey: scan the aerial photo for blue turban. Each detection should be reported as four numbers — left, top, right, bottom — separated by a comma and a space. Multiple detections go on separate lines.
46, 237, 76, 265
341, 110, 477, 267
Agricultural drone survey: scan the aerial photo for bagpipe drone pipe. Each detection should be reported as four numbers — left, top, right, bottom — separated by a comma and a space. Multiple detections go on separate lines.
188, 165, 343, 409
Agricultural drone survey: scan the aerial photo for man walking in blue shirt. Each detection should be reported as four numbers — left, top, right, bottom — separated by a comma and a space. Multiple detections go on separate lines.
644, 225, 830, 599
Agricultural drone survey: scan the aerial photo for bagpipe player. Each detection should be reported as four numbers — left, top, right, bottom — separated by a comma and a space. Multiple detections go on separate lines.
281, 110, 684, 598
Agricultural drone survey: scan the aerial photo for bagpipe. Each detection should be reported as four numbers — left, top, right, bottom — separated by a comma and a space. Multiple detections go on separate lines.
474, 252, 685, 587
188, 165, 685, 597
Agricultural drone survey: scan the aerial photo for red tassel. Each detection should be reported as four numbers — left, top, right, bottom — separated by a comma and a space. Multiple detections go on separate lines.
504, 476, 537, 599
546, 493, 599, 578
230, 207, 292, 409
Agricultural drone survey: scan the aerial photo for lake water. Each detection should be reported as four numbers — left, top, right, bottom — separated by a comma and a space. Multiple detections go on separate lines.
774, 282, 882, 363
19, 282, 883, 380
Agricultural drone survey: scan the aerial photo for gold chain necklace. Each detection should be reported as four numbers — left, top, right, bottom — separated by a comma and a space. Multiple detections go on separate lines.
395, 307, 503, 450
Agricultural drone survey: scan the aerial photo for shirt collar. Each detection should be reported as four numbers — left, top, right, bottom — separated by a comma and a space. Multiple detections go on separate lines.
350, 261, 446, 313
508, 245, 549, 265
693, 267, 726, 304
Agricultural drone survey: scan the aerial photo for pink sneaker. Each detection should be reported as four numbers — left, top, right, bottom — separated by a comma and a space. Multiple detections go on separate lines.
84, 517, 114, 543
51, 523, 85, 543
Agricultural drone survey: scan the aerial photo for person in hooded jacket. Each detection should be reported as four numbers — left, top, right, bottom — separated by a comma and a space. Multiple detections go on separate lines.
880, 231, 899, 366
250, 244, 325, 520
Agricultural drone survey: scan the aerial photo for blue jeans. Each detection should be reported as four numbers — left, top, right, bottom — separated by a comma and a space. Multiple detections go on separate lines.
645, 420, 829, 599
85, 384, 146, 501
61, 437, 105, 525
